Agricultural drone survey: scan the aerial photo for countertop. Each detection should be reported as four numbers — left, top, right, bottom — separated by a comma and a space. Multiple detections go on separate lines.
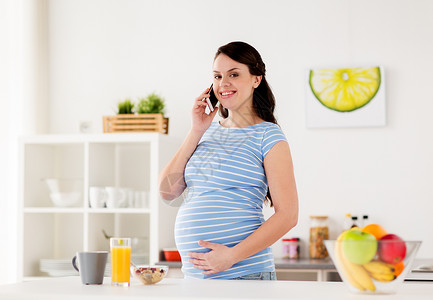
157, 258, 433, 281
158, 258, 433, 271
274, 258, 336, 269
1, 277, 433, 300
157, 258, 336, 269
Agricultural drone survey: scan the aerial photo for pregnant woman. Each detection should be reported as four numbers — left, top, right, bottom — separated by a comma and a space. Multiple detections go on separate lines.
159, 41, 298, 280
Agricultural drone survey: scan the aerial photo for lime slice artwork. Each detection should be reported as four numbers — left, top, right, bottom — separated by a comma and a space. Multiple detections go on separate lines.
309, 67, 381, 112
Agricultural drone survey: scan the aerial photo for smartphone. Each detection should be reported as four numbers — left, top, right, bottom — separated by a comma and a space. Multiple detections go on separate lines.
205, 84, 219, 112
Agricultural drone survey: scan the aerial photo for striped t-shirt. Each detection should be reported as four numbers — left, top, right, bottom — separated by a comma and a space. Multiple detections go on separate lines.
175, 121, 287, 279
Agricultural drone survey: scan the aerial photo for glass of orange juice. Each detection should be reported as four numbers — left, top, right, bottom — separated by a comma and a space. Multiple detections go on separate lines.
110, 237, 131, 286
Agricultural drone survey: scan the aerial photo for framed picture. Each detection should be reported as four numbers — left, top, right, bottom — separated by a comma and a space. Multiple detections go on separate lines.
305, 66, 386, 128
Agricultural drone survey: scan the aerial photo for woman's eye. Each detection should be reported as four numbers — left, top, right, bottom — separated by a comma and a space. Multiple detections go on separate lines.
214, 75, 221, 79
230, 73, 239, 77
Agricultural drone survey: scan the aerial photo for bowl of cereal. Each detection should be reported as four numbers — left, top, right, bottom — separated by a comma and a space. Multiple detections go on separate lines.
130, 265, 169, 285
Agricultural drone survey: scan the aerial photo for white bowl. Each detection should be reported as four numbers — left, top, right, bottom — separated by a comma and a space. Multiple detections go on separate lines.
43, 178, 82, 207
50, 192, 81, 207
44, 178, 82, 194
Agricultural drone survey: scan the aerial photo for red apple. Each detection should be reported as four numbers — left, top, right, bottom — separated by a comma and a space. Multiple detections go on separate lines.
378, 234, 406, 264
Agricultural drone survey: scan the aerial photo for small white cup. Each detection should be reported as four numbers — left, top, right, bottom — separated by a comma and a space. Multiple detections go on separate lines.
89, 187, 107, 208
134, 191, 149, 208
105, 187, 127, 208
125, 188, 134, 208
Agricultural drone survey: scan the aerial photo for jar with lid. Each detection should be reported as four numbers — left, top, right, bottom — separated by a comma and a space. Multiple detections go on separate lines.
282, 238, 300, 259
309, 216, 329, 259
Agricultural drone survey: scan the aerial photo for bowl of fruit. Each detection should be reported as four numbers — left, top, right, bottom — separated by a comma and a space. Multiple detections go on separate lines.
130, 265, 169, 285
324, 224, 421, 295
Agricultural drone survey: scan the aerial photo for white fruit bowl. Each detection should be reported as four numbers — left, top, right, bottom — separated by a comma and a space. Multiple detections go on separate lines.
324, 240, 421, 295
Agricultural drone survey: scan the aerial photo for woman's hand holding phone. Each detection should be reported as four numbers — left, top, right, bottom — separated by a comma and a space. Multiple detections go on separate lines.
191, 86, 219, 134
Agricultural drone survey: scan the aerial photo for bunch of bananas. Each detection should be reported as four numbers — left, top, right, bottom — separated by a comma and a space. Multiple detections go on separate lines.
363, 261, 396, 282
335, 231, 399, 292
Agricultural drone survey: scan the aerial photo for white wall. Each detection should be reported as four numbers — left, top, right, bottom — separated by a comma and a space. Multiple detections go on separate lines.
0, 0, 49, 284
46, 0, 433, 258
0, 0, 16, 285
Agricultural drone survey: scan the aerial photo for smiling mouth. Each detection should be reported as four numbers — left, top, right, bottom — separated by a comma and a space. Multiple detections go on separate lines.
220, 91, 236, 97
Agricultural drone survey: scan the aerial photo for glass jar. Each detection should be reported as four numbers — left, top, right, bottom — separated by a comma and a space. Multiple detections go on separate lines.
309, 216, 329, 259
282, 238, 300, 259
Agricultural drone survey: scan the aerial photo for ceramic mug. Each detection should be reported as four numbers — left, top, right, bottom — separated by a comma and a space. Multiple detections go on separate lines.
105, 187, 127, 208
124, 188, 134, 208
89, 187, 107, 208
134, 191, 149, 208
72, 251, 108, 285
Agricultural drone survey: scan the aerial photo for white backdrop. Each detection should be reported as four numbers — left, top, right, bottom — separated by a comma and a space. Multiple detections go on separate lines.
46, 0, 433, 259
0, 0, 49, 284
1, 0, 21, 285
2, 1, 433, 284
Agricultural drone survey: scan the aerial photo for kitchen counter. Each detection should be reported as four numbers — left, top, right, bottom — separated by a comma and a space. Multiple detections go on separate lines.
157, 258, 337, 281
157, 258, 433, 282
1, 277, 433, 300
158, 257, 336, 270
274, 258, 335, 269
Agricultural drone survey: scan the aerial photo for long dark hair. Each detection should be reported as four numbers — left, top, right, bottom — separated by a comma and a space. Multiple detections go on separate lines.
215, 41, 278, 206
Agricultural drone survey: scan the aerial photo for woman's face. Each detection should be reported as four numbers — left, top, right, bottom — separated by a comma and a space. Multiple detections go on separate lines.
212, 54, 261, 112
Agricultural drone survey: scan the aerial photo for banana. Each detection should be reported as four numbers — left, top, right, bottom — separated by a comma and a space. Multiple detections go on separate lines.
369, 272, 396, 282
363, 261, 395, 275
363, 261, 396, 282
335, 231, 376, 292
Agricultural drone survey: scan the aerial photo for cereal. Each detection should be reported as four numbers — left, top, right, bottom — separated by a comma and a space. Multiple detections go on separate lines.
132, 266, 168, 285
309, 226, 329, 259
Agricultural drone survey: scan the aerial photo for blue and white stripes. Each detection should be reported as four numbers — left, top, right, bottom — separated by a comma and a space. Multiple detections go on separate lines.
175, 121, 287, 279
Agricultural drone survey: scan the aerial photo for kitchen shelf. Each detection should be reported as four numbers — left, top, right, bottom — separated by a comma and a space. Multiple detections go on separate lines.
23, 208, 153, 214
86, 208, 152, 214
23, 207, 84, 213
18, 133, 180, 280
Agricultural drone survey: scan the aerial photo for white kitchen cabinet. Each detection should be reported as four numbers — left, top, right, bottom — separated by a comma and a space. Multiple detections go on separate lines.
18, 133, 180, 280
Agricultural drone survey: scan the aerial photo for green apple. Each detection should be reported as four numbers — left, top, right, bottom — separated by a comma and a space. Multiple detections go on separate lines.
341, 230, 378, 264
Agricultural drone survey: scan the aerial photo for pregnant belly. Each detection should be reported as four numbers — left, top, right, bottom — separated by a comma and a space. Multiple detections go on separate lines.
174, 218, 261, 256
174, 199, 264, 255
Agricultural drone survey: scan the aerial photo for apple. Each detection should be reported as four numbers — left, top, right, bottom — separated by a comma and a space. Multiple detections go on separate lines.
378, 234, 406, 264
342, 230, 378, 264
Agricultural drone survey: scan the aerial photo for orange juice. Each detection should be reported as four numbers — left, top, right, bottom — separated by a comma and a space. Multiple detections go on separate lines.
111, 244, 131, 285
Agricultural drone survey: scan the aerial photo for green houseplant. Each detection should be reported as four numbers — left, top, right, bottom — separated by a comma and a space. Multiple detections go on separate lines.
136, 93, 165, 115
117, 98, 135, 114
104, 94, 168, 134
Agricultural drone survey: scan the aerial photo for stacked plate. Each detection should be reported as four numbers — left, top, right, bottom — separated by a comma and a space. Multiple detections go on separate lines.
40, 259, 77, 277
39, 254, 148, 277
40, 258, 111, 277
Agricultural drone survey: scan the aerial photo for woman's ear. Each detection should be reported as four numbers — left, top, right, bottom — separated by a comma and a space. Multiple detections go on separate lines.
254, 75, 262, 88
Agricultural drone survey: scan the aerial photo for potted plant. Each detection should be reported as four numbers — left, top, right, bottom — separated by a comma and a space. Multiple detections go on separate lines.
117, 98, 135, 114
103, 94, 169, 134
136, 93, 165, 115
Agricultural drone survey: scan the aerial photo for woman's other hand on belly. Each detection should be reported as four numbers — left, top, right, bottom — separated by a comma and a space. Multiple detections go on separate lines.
187, 240, 236, 275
